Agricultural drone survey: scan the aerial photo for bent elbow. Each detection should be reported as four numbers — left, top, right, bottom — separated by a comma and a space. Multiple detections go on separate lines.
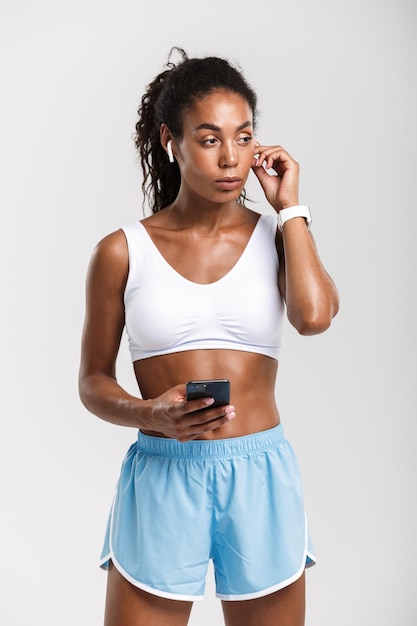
291, 304, 338, 336
297, 317, 332, 336
78, 375, 91, 411
288, 285, 340, 336
78, 369, 100, 414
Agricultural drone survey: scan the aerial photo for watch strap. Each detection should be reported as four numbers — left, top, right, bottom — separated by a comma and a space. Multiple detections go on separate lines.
277, 205, 312, 231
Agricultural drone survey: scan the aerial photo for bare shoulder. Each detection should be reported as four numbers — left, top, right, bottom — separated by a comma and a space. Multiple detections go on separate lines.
93, 228, 128, 263
87, 228, 129, 287
94, 228, 128, 259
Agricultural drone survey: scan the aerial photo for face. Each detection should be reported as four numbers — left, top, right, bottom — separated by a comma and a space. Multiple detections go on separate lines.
173, 90, 255, 205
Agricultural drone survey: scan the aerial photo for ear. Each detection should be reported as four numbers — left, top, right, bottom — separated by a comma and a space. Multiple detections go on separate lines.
160, 123, 174, 155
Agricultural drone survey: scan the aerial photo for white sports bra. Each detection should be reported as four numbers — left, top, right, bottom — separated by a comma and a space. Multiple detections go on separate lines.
122, 213, 285, 362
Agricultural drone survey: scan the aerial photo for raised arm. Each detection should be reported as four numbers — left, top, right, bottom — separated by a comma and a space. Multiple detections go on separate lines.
252, 144, 339, 335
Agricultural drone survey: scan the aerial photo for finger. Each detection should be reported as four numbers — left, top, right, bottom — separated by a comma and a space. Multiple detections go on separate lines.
254, 144, 289, 158
182, 397, 216, 414
194, 411, 235, 433
251, 160, 276, 186
179, 409, 236, 442
254, 145, 296, 172
186, 403, 236, 425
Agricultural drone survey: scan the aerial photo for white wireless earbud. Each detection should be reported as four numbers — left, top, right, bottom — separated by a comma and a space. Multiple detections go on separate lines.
167, 140, 174, 163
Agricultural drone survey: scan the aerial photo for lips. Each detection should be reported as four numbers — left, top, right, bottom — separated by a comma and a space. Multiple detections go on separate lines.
214, 176, 242, 190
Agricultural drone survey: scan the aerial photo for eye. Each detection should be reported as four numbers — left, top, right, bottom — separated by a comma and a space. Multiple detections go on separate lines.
201, 137, 219, 146
237, 135, 253, 145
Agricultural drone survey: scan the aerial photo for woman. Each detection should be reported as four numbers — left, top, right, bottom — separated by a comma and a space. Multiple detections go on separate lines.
79, 48, 339, 626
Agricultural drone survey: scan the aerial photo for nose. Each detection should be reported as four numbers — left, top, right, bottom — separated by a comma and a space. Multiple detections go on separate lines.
219, 141, 238, 168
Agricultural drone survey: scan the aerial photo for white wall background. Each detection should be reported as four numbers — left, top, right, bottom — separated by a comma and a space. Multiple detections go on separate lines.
1, 0, 415, 624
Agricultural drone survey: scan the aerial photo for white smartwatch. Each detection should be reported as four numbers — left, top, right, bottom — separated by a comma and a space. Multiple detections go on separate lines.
277, 205, 312, 231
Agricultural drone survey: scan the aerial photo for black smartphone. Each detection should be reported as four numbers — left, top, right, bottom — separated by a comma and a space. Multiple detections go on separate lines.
186, 379, 230, 408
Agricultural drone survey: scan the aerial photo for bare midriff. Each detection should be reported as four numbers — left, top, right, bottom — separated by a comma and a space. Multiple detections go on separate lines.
133, 349, 280, 439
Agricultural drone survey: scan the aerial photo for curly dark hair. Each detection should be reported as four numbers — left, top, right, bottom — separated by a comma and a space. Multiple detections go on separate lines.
134, 47, 258, 213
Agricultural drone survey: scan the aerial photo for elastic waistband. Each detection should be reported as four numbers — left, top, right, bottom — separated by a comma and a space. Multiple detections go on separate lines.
136, 424, 284, 459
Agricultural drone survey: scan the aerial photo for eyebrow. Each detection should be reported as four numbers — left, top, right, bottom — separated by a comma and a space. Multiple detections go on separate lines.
194, 121, 253, 132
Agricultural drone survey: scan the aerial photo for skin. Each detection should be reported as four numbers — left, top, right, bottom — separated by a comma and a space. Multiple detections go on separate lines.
79, 89, 339, 625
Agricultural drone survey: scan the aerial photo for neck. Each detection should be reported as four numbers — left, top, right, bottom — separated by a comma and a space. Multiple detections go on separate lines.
169, 190, 244, 229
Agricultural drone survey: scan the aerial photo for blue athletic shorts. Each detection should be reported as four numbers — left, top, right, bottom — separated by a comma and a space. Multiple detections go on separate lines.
100, 424, 316, 601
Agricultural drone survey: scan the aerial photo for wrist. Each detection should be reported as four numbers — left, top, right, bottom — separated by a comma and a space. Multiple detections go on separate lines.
279, 199, 299, 211
277, 205, 312, 231
136, 398, 157, 429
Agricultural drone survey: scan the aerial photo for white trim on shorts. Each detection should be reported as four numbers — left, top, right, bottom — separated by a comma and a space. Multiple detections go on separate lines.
217, 513, 316, 601
100, 551, 205, 602
100, 510, 316, 603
